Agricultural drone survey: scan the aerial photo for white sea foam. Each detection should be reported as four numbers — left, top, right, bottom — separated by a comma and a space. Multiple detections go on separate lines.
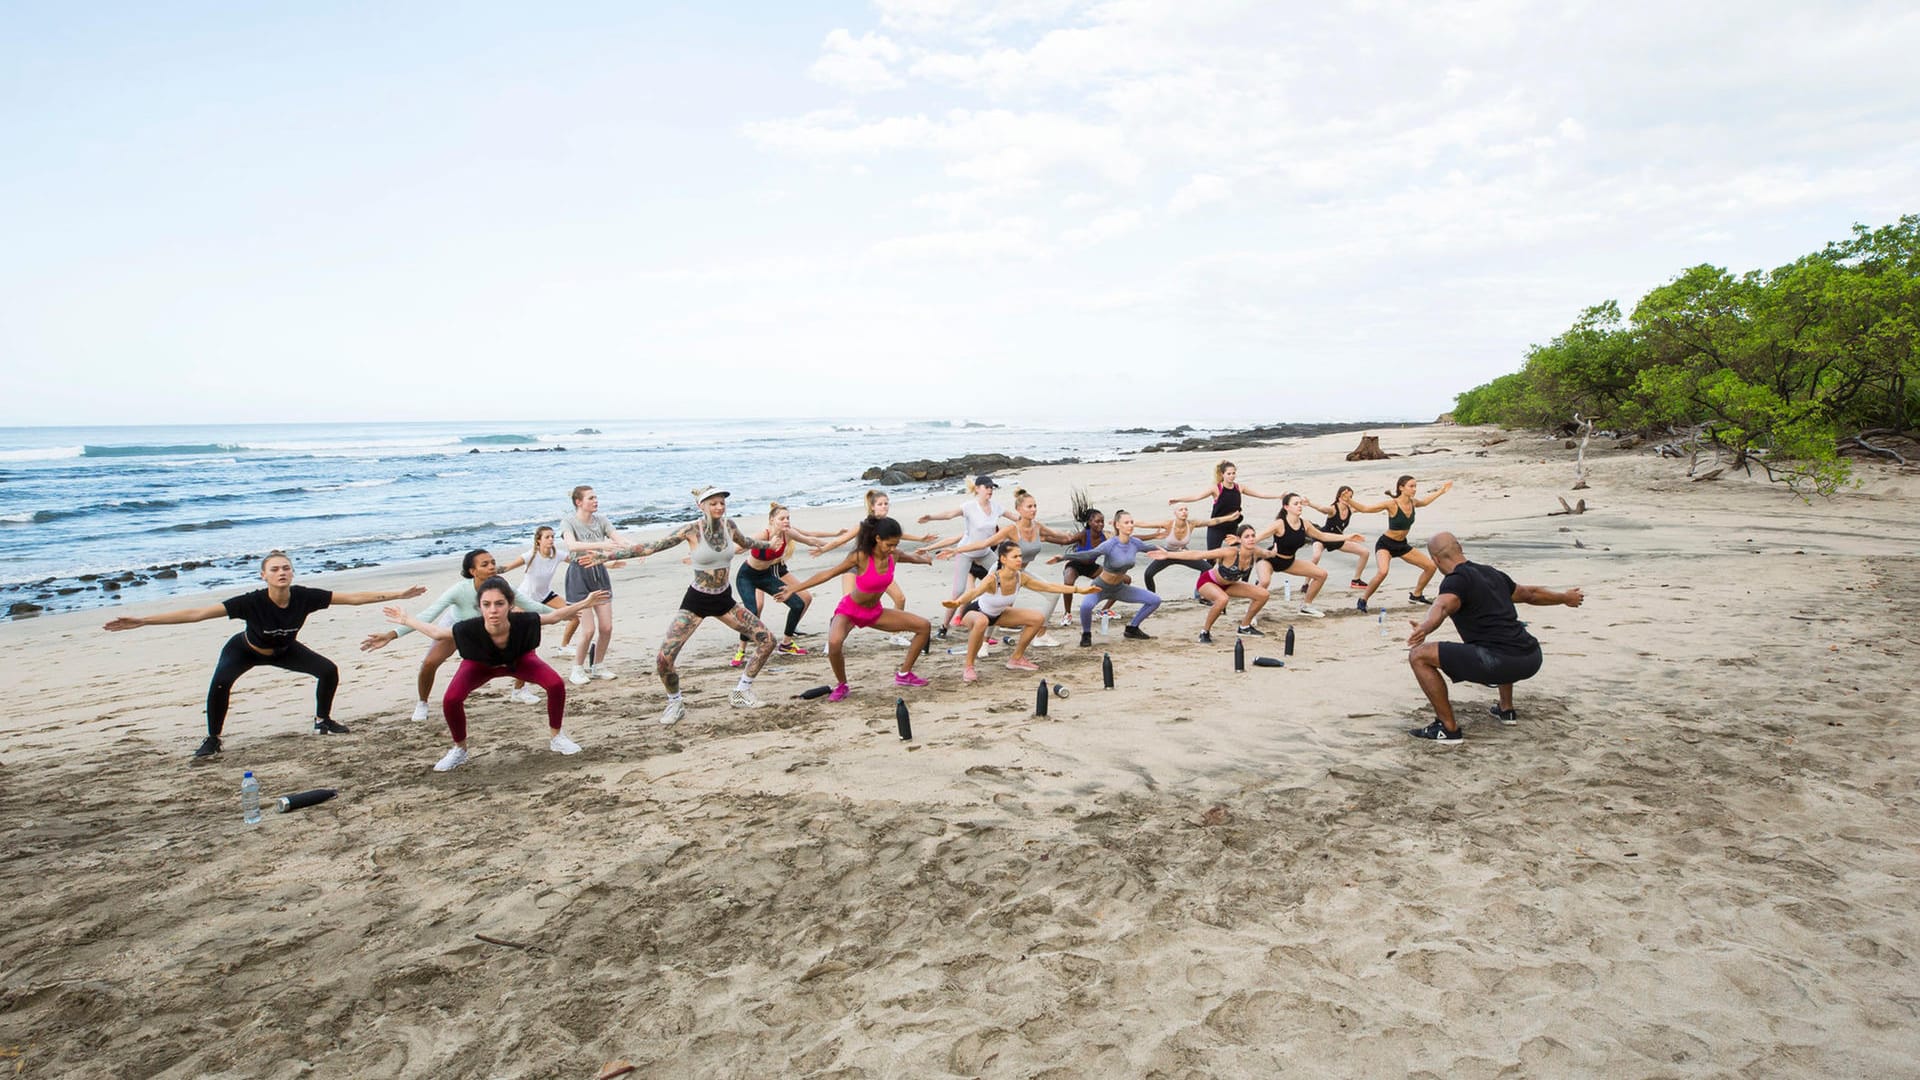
0, 445, 84, 462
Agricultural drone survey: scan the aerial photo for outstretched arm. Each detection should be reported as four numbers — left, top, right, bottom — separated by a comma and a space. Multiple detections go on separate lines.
942, 577, 996, 609
588, 524, 696, 563
1018, 572, 1098, 596
941, 523, 1016, 558
1168, 487, 1213, 505
103, 603, 226, 631
332, 584, 428, 606
917, 507, 963, 524
542, 591, 608, 623
1513, 584, 1584, 608
1415, 481, 1455, 507
1191, 510, 1242, 528
1405, 594, 1462, 647
777, 552, 861, 599
1237, 483, 1284, 500
382, 606, 452, 642
1344, 495, 1392, 514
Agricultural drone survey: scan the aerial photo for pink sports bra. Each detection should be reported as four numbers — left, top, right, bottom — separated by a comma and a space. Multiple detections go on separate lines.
851, 555, 895, 596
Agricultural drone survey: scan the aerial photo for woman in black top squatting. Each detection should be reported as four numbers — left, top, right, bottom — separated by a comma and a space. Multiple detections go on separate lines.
103, 551, 425, 758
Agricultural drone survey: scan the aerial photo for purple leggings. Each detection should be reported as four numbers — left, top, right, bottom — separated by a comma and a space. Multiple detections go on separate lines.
443, 655, 565, 743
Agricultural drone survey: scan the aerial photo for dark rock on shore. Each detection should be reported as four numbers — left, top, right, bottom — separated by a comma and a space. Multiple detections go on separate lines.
861, 452, 1081, 485
1115, 427, 1154, 434
8, 601, 43, 618
1136, 421, 1394, 455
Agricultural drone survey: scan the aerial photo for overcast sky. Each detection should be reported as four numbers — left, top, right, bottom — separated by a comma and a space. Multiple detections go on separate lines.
4, 1, 1916, 427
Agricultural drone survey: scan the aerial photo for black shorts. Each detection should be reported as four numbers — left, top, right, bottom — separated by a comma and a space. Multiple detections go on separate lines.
960, 600, 1004, 625
542, 591, 560, 605
1437, 642, 1543, 686
968, 561, 989, 581
680, 586, 736, 619
1376, 535, 1413, 558
1267, 554, 1295, 572
1064, 559, 1100, 577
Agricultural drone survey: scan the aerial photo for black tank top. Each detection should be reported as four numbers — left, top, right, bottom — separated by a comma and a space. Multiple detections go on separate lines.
1274, 517, 1311, 557
1208, 484, 1242, 548
1322, 507, 1350, 535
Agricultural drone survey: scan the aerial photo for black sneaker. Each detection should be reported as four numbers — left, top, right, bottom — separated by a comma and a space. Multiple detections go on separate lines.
1408, 593, 1433, 606
193, 736, 222, 759
313, 718, 352, 735
1356, 599, 1369, 613
1079, 632, 1094, 648
1488, 705, 1518, 726
1235, 624, 1264, 637
1123, 625, 1151, 640
1409, 719, 1464, 745
1197, 631, 1213, 645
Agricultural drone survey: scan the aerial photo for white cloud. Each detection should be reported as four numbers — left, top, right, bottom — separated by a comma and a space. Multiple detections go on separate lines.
1062, 208, 1143, 246
809, 29, 905, 92
868, 221, 1052, 263
1167, 173, 1229, 214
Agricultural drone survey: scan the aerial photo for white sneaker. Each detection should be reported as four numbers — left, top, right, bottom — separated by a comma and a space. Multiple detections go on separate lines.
887, 632, 913, 646
549, 733, 581, 755
730, 688, 762, 709
1298, 604, 1325, 618
510, 686, 541, 704
433, 746, 469, 772
660, 699, 687, 725
409, 700, 430, 722
590, 664, 618, 680
552, 643, 574, 656
569, 665, 592, 686
1030, 633, 1062, 648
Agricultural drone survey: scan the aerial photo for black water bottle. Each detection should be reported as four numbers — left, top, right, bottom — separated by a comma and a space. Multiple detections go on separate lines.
1234, 637, 1245, 672
895, 697, 912, 741
1284, 625, 1295, 657
1035, 679, 1049, 717
1101, 652, 1114, 689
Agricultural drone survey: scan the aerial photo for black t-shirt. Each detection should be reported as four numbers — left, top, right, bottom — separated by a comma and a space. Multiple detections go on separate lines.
451, 611, 542, 666
223, 586, 332, 652
1438, 561, 1538, 655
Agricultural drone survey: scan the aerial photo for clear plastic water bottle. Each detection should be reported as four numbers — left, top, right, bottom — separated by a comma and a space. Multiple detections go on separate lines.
1100, 610, 1112, 636
241, 771, 262, 825
1283, 580, 1293, 602
1377, 611, 1390, 639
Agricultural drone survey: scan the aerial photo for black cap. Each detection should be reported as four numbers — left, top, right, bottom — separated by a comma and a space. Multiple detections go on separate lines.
974, 475, 998, 488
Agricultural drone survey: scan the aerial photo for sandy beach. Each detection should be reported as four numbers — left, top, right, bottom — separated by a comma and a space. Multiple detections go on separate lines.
3, 423, 1918, 1077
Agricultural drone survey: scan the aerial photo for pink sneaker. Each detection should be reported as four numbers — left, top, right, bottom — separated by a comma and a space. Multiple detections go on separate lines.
894, 671, 929, 688
1005, 657, 1039, 672
828, 683, 851, 702
962, 665, 978, 683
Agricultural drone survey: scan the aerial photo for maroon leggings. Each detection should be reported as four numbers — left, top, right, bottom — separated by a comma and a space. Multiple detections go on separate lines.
443, 655, 565, 743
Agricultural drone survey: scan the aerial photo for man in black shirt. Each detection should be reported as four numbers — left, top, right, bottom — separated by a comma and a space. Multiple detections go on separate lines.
1405, 532, 1584, 745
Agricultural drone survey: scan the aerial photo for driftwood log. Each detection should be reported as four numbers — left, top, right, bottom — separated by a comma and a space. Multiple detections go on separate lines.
1346, 435, 1393, 461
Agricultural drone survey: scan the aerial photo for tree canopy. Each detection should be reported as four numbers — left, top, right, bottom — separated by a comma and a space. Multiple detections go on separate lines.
1453, 215, 1919, 494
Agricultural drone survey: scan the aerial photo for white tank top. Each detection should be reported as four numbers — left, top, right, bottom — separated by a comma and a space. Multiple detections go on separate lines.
519, 547, 567, 597
690, 520, 734, 573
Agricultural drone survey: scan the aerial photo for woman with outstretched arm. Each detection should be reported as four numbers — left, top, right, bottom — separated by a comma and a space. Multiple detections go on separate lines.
384, 579, 606, 771
104, 551, 425, 758
776, 516, 939, 702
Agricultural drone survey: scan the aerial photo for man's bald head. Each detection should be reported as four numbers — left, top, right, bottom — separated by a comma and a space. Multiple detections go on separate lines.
1427, 531, 1463, 565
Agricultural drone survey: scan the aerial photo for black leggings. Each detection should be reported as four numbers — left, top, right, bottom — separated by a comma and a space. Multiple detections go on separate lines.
1144, 556, 1204, 594
736, 562, 804, 637
206, 633, 339, 738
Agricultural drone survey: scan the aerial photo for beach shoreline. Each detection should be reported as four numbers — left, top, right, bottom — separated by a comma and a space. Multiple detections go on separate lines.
3, 423, 1917, 1076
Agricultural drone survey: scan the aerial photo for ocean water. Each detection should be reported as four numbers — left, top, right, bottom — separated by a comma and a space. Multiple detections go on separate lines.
0, 417, 1169, 619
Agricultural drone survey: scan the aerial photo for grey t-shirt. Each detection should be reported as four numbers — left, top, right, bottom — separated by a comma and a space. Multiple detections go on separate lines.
560, 512, 612, 547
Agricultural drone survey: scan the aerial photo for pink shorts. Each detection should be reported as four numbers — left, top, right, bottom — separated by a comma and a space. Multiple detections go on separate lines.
834, 594, 885, 628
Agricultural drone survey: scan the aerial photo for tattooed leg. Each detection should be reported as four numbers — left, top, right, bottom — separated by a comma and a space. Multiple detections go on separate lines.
719, 607, 777, 677
654, 609, 702, 693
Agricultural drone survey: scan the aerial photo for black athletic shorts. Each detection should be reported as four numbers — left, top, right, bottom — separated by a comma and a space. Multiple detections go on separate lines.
1376, 535, 1413, 558
1437, 642, 1542, 686
1064, 559, 1100, 577
680, 586, 736, 619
